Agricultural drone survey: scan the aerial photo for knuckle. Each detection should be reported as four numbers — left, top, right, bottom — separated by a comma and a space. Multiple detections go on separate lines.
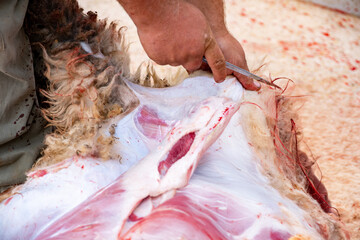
213, 58, 226, 69
187, 46, 203, 60
205, 37, 216, 49
153, 55, 177, 66
191, 50, 202, 60
184, 60, 202, 72
154, 58, 167, 65
169, 62, 180, 67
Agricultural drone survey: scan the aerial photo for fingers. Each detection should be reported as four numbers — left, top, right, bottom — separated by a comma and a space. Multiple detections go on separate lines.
182, 58, 203, 73
232, 58, 261, 91
204, 38, 226, 83
233, 71, 261, 91
214, 33, 261, 91
227, 43, 260, 91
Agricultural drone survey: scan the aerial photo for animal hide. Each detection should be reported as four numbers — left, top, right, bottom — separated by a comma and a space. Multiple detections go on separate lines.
0, 75, 347, 239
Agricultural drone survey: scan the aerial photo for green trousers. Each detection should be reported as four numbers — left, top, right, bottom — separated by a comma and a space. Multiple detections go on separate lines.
0, 0, 48, 191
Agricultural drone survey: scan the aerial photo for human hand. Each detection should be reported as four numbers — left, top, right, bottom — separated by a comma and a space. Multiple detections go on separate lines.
214, 32, 260, 90
182, 0, 260, 90
135, 1, 227, 82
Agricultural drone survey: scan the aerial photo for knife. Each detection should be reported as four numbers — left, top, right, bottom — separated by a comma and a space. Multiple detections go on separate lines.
202, 57, 281, 89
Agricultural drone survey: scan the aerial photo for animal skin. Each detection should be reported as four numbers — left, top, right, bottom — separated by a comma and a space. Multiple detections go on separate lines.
0, 76, 347, 239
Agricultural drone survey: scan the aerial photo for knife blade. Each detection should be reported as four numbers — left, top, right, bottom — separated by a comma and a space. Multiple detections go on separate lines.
202, 57, 281, 89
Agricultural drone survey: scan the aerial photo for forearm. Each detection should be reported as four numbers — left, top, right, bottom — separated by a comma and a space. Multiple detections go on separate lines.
118, 0, 179, 28
185, 0, 228, 37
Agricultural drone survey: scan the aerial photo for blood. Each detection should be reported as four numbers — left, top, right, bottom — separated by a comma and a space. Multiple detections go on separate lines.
13, 113, 25, 125
253, 228, 291, 240
334, 9, 347, 14
4, 197, 13, 206
29, 169, 48, 178
317, 223, 330, 239
209, 107, 230, 130
158, 132, 195, 176
291, 120, 333, 213
338, 21, 345, 28
128, 213, 142, 222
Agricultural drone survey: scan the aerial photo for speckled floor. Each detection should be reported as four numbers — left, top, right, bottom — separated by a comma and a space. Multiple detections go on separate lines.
79, 0, 360, 238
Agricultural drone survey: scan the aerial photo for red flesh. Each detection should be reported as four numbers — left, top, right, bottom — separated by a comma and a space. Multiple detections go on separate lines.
158, 132, 196, 176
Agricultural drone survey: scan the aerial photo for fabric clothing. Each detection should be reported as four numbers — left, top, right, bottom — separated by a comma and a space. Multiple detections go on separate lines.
0, 0, 48, 191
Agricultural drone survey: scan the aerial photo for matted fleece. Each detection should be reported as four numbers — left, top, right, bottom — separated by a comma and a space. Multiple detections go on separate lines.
77, 0, 360, 238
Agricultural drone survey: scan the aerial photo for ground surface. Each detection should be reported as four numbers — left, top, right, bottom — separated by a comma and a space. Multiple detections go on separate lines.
79, 0, 360, 238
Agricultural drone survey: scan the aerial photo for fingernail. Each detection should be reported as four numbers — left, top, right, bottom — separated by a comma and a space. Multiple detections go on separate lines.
254, 80, 261, 89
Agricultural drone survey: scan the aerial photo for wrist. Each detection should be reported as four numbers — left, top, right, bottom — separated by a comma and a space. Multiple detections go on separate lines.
211, 26, 229, 39
185, 0, 228, 39
119, 0, 183, 30
211, 26, 232, 44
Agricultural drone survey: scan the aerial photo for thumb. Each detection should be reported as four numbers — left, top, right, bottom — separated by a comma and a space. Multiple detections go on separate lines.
204, 37, 226, 83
